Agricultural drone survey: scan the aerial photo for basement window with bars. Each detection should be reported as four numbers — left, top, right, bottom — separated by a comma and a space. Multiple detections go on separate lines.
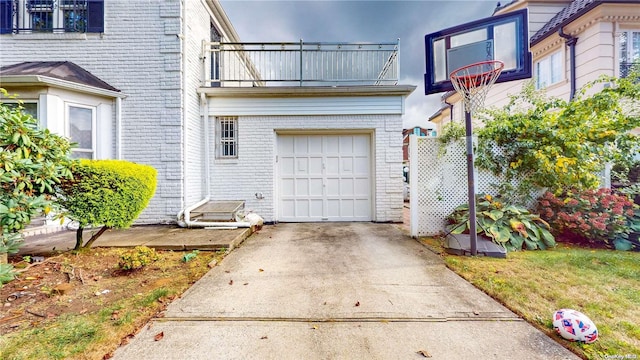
216, 116, 238, 159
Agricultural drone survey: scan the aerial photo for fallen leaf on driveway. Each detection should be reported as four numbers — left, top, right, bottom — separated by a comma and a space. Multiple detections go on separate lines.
228, 279, 233, 285
311, 325, 318, 330
355, 301, 360, 307
417, 350, 432, 358
154, 332, 164, 341
259, 268, 264, 272
260, 336, 268, 339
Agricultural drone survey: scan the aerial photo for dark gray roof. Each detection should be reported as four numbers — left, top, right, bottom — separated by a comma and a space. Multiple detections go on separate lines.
531, 0, 637, 45
0, 61, 120, 92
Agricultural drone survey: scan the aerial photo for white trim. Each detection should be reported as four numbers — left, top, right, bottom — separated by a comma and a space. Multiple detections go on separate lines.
535, 49, 564, 89
0, 75, 124, 99
65, 102, 96, 159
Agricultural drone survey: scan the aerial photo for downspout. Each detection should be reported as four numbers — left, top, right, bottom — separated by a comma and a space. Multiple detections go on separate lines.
558, 27, 578, 100
175, 2, 249, 229
115, 97, 122, 159
444, 98, 454, 123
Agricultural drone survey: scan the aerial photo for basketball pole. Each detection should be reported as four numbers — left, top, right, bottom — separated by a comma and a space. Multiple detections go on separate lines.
464, 110, 478, 256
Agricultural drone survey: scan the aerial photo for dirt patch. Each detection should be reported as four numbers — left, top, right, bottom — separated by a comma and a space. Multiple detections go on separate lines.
0, 248, 220, 358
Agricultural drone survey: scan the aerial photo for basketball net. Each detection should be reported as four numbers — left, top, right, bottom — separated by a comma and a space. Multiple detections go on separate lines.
449, 60, 504, 114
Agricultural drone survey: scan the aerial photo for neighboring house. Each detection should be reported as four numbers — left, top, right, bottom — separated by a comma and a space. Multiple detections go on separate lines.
430, 0, 640, 130
402, 126, 436, 164
0, 0, 415, 224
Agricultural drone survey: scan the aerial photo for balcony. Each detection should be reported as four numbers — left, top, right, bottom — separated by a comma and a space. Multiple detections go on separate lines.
202, 40, 399, 87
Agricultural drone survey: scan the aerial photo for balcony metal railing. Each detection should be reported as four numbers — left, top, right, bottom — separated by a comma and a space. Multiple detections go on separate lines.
620, 62, 639, 79
202, 40, 399, 87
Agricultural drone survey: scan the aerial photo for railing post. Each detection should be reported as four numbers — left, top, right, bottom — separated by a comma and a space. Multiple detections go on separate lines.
299, 39, 303, 86
396, 38, 400, 85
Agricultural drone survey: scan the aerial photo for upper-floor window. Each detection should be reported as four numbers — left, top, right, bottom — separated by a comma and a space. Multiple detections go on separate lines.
535, 50, 563, 89
619, 30, 640, 78
67, 103, 95, 159
0, 0, 104, 34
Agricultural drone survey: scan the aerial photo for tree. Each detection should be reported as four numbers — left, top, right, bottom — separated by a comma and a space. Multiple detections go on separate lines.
0, 89, 74, 263
57, 160, 157, 250
475, 73, 640, 197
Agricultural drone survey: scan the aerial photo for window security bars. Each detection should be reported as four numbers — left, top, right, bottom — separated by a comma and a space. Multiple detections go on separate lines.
0, 0, 104, 34
217, 117, 237, 158
202, 40, 399, 87
620, 62, 638, 79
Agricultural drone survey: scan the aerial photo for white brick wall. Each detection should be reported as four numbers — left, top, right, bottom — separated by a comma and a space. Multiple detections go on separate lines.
0, 0, 186, 223
0, 0, 241, 224
208, 114, 404, 223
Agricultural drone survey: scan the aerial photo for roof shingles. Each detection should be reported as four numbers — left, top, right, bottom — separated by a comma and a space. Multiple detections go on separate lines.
0, 61, 120, 92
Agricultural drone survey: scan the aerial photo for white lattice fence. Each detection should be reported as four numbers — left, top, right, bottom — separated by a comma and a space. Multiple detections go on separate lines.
409, 135, 611, 237
409, 135, 504, 237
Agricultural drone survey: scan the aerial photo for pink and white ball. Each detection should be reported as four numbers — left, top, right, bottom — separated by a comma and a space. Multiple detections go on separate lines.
552, 309, 598, 343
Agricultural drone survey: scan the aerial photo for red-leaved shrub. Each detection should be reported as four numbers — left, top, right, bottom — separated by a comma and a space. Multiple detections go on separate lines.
537, 188, 637, 247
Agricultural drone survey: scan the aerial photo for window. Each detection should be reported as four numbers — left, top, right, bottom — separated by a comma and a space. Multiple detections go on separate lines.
67, 104, 95, 159
216, 117, 237, 159
619, 30, 640, 78
0, 0, 104, 34
4, 101, 38, 118
535, 50, 563, 89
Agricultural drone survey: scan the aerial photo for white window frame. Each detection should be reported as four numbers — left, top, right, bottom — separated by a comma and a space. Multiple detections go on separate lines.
3, 101, 38, 119
216, 116, 238, 159
66, 103, 96, 159
535, 50, 564, 89
618, 30, 640, 77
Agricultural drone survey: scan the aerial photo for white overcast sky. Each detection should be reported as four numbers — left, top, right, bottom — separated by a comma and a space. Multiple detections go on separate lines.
219, 0, 500, 129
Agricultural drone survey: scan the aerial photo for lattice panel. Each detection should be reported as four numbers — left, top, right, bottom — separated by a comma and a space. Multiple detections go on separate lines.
410, 137, 509, 237
410, 137, 611, 237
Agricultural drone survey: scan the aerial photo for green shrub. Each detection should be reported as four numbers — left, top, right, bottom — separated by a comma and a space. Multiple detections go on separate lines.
1, 89, 74, 260
58, 160, 157, 249
118, 246, 159, 270
538, 189, 640, 250
446, 194, 556, 251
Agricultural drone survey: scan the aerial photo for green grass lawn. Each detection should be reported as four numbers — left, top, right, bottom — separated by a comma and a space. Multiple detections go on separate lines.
422, 238, 640, 360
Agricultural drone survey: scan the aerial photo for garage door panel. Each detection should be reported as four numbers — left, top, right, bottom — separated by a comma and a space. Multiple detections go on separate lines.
281, 157, 295, 175
354, 178, 370, 196
294, 136, 308, 153
326, 157, 340, 174
354, 136, 369, 155
341, 178, 354, 196
325, 136, 340, 154
295, 179, 309, 196
309, 157, 323, 174
326, 178, 340, 196
279, 134, 371, 222
340, 136, 354, 154
342, 158, 353, 173
354, 157, 369, 174
282, 179, 295, 196
309, 178, 323, 196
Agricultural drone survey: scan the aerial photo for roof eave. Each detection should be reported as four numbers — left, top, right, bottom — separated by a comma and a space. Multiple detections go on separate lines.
197, 85, 417, 98
0, 75, 126, 98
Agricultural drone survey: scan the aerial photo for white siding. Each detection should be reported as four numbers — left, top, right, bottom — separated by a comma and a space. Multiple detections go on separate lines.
208, 96, 404, 116
208, 114, 404, 223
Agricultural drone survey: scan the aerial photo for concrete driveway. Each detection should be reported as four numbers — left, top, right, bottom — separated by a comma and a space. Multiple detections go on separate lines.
112, 223, 578, 360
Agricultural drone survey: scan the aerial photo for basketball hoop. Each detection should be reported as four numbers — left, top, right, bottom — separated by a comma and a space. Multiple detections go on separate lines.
449, 60, 504, 113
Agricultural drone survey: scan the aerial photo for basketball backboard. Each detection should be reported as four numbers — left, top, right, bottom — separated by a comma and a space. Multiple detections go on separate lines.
424, 9, 531, 95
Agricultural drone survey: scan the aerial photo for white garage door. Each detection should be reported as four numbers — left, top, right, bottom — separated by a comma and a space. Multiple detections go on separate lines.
278, 134, 372, 222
